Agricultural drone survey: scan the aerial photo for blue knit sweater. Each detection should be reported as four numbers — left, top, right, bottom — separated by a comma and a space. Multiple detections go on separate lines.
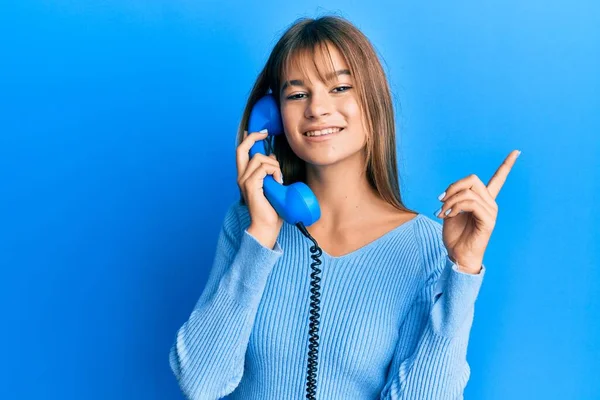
169, 200, 486, 399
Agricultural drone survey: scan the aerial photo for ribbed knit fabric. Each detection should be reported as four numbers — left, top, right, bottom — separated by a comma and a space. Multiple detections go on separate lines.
169, 200, 486, 400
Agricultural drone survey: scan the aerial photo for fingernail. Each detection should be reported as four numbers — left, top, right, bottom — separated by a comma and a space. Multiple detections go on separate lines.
444, 208, 452, 216
437, 191, 446, 201
434, 207, 442, 217
516, 150, 521, 158
259, 128, 268, 134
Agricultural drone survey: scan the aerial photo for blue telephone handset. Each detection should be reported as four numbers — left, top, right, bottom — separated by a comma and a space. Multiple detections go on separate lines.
248, 94, 321, 227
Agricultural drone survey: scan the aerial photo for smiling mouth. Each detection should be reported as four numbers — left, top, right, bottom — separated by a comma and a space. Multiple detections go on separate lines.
303, 127, 345, 137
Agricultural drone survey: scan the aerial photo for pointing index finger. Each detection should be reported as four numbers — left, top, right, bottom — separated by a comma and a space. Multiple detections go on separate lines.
486, 150, 521, 199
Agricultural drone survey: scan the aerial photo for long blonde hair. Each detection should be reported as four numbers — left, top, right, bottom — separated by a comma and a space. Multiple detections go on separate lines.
236, 15, 416, 214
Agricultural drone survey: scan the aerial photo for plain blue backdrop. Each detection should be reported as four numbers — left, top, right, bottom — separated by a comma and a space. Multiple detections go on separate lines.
1, 1, 598, 399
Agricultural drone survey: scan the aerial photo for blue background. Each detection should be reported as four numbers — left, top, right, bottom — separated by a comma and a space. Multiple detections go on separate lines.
1, 1, 598, 399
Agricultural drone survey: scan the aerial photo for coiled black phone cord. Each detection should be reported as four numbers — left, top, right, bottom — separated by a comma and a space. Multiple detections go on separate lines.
295, 222, 323, 400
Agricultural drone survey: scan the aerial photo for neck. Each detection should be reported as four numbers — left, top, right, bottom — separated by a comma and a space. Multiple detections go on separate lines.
304, 152, 385, 231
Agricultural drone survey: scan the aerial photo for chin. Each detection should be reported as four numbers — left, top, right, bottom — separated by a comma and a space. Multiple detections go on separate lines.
299, 151, 351, 167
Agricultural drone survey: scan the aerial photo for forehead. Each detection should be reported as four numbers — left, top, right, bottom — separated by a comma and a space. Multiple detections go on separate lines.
281, 42, 349, 83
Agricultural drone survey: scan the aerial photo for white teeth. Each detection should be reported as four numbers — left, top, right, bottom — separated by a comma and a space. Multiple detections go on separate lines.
305, 127, 342, 137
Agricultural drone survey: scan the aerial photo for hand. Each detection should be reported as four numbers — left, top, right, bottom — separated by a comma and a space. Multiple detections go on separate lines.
236, 129, 285, 247
435, 150, 521, 274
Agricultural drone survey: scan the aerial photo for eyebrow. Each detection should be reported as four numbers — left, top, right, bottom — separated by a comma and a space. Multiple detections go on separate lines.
280, 69, 351, 93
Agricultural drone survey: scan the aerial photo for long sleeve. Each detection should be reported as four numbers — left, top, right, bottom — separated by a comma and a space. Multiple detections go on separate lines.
379, 222, 486, 400
169, 202, 283, 400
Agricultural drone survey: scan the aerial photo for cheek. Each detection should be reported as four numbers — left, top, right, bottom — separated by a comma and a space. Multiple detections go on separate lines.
280, 107, 303, 147
342, 99, 367, 147
339, 98, 362, 123
281, 107, 299, 132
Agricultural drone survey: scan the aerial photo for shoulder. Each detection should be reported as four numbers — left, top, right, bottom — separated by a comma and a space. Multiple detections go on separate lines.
411, 214, 449, 281
222, 199, 252, 234
412, 213, 443, 242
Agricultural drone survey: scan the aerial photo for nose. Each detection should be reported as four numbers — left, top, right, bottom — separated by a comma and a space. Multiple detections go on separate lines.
304, 91, 333, 119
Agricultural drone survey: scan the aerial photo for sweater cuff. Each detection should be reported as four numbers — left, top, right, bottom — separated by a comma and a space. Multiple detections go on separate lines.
219, 229, 283, 306
430, 255, 486, 338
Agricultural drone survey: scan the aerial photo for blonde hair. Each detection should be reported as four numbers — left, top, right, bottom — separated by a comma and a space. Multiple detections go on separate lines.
236, 15, 416, 214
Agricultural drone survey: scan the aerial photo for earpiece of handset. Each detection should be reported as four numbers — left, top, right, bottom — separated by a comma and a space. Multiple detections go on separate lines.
248, 94, 321, 227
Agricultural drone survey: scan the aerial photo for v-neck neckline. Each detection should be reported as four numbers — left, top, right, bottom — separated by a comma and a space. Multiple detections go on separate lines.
292, 213, 423, 261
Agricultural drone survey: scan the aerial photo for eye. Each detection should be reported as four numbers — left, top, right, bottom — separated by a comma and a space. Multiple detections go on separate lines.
287, 93, 307, 100
333, 85, 352, 93
286, 86, 352, 100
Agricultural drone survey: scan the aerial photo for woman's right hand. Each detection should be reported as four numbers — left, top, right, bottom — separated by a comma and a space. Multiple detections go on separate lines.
236, 129, 284, 248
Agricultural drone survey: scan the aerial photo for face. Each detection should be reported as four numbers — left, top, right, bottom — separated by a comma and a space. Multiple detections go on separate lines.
279, 42, 367, 167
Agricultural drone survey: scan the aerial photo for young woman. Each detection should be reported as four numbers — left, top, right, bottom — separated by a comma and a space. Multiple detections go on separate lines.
169, 15, 519, 400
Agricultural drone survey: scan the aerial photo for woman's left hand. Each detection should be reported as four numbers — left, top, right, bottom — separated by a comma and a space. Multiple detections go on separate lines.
435, 150, 521, 274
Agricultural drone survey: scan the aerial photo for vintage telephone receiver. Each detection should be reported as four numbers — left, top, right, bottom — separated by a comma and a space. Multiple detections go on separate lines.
248, 93, 324, 400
